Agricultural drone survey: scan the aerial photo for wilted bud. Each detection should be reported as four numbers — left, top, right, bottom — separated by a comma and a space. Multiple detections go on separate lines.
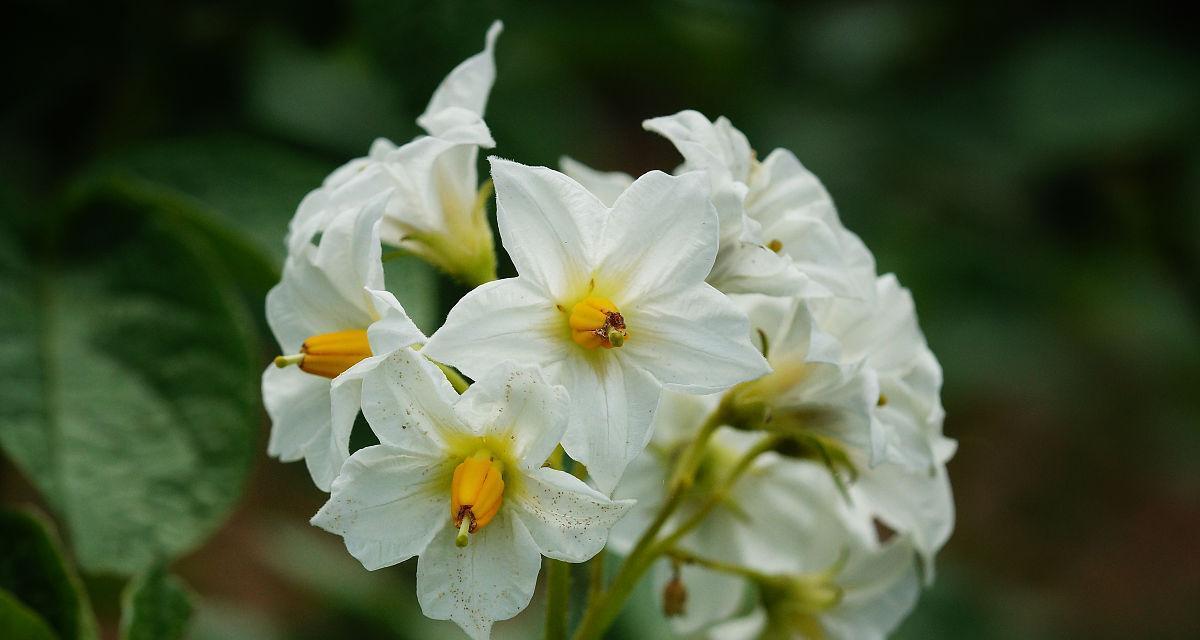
662, 564, 688, 617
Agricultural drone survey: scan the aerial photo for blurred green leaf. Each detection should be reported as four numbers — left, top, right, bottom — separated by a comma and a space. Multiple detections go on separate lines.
382, 253, 441, 335
1001, 28, 1200, 162
0, 589, 58, 640
77, 136, 332, 297
0, 508, 98, 640
119, 564, 193, 640
245, 33, 410, 155
0, 197, 258, 575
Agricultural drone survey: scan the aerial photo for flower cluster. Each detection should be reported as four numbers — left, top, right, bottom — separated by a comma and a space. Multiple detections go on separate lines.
263, 20, 954, 640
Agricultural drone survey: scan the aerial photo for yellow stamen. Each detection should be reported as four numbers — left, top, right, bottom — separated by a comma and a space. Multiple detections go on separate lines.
275, 329, 372, 379
450, 449, 505, 546
568, 296, 628, 350
767, 239, 784, 253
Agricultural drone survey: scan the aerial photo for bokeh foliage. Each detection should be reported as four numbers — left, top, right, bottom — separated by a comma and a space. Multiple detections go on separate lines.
2, 1, 1198, 639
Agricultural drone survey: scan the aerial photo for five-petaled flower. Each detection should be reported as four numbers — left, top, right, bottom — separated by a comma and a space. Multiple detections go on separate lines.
311, 352, 631, 640
423, 158, 772, 493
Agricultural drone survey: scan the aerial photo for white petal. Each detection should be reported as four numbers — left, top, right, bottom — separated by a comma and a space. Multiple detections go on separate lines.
262, 364, 330, 463
853, 455, 955, 583
706, 240, 812, 297
266, 259, 371, 354
418, 20, 503, 137
376, 133, 488, 245
267, 197, 386, 351
764, 215, 876, 301
423, 277, 569, 381
511, 467, 632, 562
776, 359, 882, 464
454, 363, 570, 470
707, 607, 767, 640
490, 158, 605, 299
741, 295, 841, 365
365, 288, 426, 354
311, 444, 449, 570
312, 193, 387, 302
416, 511, 540, 640
290, 162, 397, 254
728, 458, 876, 574
558, 156, 634, 207
643, 111, 754, 241
642, 111, 753, 184
606, 448, 667, 554
359, 348, 467, 453
744, 148, 836, 230
322, 354, 388, 491
559, 355, 662, 494
322, 138, 397, 190
595, 170, 720, 304
821, 538, 921, 640
621, 286, 770, 394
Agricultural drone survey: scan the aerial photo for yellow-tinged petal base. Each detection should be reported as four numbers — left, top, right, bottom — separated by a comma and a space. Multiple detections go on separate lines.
451, 449, 505, 545
274, 329, 372, 379
568, 296, 628, 350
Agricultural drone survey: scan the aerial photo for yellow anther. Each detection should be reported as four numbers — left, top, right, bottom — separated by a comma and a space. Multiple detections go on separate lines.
767, 239, 784, 253
275, 329, 372, 379
451, 449, 505, 545
568, 296, 628, 350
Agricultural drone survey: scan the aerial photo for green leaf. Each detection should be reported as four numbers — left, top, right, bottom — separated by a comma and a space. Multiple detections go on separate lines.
0, 197, 259, 575
0, 509, 97, 640
119, 565, 193, 640
75, 135, 333, 296
0, 589, 58, 640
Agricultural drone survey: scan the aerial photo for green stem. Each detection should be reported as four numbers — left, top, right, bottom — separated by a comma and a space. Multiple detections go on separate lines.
665, 547, 774, 582
571, 429, 780, 640
543, 559, 570, 640
587, 549, 606, 602
570, 405, 728, 640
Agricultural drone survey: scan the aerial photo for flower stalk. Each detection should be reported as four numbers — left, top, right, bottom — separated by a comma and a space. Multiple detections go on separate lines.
570, 402, 778, 640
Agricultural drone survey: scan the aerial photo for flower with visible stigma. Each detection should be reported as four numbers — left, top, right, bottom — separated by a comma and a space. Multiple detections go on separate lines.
308, 20, 505, 285
311, 353, 632, 640
422, 158, 772, 493
263, 194, 425, 491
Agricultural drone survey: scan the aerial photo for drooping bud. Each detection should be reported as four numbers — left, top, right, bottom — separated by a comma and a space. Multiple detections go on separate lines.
662, 566, 688, 617
274, 329, 372, 379
568, 296, 628, 350
451, 449, 505, 546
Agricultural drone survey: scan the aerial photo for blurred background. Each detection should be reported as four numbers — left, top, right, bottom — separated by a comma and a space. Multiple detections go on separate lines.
2, 1, 1198, 639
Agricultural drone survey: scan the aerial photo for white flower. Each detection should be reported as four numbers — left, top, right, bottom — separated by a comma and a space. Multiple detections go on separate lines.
564, 111, 875, 300
738, 274, 957, 578
311, 353, 632, 640
806, 274, 955, 578
609, 391, 876, 636
729, 294, 884, 465
423, 158, 771, 492
707, 537, 921, 640
264, 194, 425, 490
295, 21, 505, 285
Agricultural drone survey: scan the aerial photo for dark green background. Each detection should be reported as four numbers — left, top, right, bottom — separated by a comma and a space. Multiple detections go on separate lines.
3, 1, 1198, 638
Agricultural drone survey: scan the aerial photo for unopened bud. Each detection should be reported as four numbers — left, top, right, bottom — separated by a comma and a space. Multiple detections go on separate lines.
662, 575, 687, 617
